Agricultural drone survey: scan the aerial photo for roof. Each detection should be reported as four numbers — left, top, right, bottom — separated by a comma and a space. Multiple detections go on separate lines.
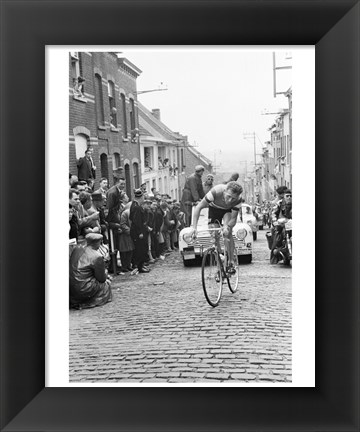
138, 102, 184, 143
186, 145, 213, 167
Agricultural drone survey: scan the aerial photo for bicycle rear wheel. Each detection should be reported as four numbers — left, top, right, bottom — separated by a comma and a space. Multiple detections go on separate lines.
226, 250, 240, 293
202, 248, 223, 307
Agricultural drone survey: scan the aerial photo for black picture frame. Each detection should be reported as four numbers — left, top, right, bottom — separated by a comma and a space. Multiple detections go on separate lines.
1, 1, 359, 431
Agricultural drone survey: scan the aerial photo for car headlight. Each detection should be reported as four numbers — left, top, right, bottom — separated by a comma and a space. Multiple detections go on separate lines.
182, 233, 194, 244
235, 228, 247, 240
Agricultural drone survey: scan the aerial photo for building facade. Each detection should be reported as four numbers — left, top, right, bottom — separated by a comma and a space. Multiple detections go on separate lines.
69, 52, 142, 199
138, 104, 183, 200
245, 86, 292, 203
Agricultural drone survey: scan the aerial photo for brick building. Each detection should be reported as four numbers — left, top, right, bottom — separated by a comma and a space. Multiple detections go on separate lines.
69, 52, 142, 199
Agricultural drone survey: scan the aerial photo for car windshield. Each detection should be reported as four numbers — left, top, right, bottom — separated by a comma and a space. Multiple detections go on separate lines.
241, 205, 252, 215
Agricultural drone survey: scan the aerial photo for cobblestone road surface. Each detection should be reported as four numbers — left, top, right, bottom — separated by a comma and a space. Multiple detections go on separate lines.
70, 229, 292, 383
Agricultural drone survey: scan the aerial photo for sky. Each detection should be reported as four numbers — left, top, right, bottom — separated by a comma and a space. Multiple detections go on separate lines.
119, 47, 292, 173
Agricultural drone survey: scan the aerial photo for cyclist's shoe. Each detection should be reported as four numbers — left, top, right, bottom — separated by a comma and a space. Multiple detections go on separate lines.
226, 263, 237, 275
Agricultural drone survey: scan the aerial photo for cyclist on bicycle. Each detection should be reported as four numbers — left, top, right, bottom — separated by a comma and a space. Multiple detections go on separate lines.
189, 181, 243, 274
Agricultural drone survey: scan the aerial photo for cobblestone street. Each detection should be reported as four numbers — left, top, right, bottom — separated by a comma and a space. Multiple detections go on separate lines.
69, 229, 292, 383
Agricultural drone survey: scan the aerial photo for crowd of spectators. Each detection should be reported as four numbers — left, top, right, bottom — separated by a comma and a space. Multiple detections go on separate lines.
69, 173, 187, 309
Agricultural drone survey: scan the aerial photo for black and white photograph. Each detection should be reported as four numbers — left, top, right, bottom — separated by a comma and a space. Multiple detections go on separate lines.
47, 47, 314, 387
3, 0, 359, 429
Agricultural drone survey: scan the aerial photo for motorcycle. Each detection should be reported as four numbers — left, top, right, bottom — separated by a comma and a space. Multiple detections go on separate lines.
275, 218, 292, 265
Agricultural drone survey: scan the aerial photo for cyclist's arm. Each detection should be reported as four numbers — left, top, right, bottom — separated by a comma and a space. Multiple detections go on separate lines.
192, 198, 209, 230
226, 209, 239, 229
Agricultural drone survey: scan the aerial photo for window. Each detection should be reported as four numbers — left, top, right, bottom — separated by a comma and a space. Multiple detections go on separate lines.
70, 52, 80, 82
108, 81, 117, 127
133, 162, 139, 188
121, 93, 127, 137
129, 98, 136, 131
113, 152, 121, 169
71, 52, 85, 97
144, 147, 154, 171
100, 153, 109, 179
94, 74, 105, 126
74, 134, 88, 160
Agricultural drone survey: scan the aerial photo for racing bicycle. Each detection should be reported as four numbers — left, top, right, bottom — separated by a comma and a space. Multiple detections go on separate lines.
201, 224, 240, 307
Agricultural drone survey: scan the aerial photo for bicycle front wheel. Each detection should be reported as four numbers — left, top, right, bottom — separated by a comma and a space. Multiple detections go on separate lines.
226, 251, 240, 293
202, 248, 223, 307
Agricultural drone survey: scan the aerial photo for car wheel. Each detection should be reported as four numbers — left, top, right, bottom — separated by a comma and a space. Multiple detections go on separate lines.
239, 254, 252, 264
253, 231, 257, 241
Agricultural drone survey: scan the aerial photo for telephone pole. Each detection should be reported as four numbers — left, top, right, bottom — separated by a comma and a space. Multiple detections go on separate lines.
243, 132, 257, 168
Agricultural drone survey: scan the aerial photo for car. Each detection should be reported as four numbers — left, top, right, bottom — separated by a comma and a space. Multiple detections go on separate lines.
239, 203, 259, 240
179, 207, 253, 266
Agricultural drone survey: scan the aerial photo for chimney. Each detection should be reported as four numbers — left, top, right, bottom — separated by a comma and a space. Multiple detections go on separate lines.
152, 109, 161, 121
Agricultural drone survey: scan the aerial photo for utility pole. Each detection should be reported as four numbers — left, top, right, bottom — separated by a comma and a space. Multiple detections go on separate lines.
273, 52, 292, 98
243, 132, 257, 168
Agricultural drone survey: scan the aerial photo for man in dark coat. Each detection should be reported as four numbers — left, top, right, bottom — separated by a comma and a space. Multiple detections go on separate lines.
77, 149, 95, 181
129, 189, 150, 273
180, 165, 205, 227
106, 176, 126, 223
270, 188, 292, 264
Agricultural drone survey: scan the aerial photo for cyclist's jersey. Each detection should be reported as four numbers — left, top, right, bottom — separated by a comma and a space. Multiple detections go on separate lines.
205, 184, 242, 211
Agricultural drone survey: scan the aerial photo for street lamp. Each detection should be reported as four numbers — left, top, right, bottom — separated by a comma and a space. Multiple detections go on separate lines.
135, 82, 168, 95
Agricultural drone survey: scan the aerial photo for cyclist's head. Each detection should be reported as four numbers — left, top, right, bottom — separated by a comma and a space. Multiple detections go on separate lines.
224, 181, 243, 204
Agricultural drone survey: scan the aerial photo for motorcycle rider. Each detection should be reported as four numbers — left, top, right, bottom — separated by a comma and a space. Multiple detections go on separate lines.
270, 188, 292, 264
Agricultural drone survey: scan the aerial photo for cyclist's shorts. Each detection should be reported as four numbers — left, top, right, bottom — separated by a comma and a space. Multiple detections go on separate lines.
208, 206, 231, 225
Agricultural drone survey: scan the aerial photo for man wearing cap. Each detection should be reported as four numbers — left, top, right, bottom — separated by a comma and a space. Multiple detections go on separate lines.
129, 189, 150, 273
69, 233, 112, 309
180, 165, 206, 227
203, 173, 215, 194
270, 188, 292, 264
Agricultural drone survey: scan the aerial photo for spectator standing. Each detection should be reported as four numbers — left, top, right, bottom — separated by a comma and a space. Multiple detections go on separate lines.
77, 149, 95, 182
224, 172, 240, 184
153, 200, 165, 260
203, 173, 215, 194
180, 165, 205, 227
94, 177, 109, 203
167, 200, 178, 250
119, 207, 134, 272
107, 176, 126, 219
129, 189, 150, 273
